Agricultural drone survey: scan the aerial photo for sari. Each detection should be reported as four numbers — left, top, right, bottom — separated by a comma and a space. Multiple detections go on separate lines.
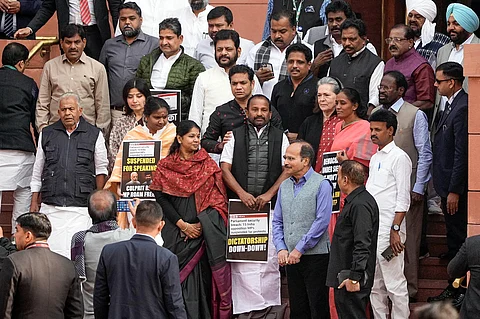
328, 119, 377, 319
104, 123, 176, 227
314, 114, 343, 172
149, 148, 232, 319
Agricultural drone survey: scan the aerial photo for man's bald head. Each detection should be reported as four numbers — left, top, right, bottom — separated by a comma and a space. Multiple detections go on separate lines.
87, 190, 117, 224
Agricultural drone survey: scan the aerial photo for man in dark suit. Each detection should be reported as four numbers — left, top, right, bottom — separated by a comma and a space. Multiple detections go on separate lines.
0, 0, 42, 39
448, 235, 480, 319
326, 160, 379, 319
13, 0, 121, 60
0, 212, 83, 319
432, 62, 468, 261
94, 200, 187, 319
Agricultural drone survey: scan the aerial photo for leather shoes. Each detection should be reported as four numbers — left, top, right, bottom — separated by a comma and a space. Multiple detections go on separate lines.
452, 292, 465, 311
427, 285, 456, 302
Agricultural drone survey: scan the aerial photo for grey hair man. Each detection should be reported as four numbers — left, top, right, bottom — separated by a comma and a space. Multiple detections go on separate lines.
30, 92, 108, 258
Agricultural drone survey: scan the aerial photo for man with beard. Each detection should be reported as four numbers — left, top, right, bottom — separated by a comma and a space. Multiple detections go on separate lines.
189, 29, 262, 135
247, 10, 313, 99
374, 71, 432, 302
201, 65, 283, 154
406, 0, 450, 70
36, 24, 110, 133
194, 6, 255, 69
221, 94, 289, 316
99, 2, 158, 123
172, 0, 213, 57
329, 18, 384, 114
384, 24, 435, 111
432, 3, 479, 131
303, 0, 378, 78
271, 43, 317, 142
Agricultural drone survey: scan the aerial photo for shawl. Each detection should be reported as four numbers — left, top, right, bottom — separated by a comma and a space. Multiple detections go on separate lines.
149, 148, 228, 223
71, 220, 119, 279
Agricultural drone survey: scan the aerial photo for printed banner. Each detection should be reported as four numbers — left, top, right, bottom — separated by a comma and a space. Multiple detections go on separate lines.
150, 89, 181, 125
322, 151, 341, 213
227, 199, 270, 263
121, 140, 161, 200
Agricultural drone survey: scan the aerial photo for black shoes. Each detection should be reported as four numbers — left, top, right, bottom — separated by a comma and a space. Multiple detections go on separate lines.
427, 285, 456, 302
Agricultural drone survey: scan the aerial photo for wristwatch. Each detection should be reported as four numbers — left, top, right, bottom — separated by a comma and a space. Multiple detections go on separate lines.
391, 224, 400, 231
350, 280, 358, 285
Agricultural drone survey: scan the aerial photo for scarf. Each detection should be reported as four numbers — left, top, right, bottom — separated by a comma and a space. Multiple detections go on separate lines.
149, 148, 228, 223
406, 0, 437, 45
254, 34, 303, 83
71, 220, 119, 279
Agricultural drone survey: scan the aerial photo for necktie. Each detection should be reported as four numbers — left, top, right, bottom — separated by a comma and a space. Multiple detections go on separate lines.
79, 0, 91, 25
439, 101, 450, 124
3, 13, 14, 38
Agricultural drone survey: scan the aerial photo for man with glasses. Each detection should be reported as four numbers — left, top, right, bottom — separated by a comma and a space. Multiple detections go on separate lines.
384, 24, 435, 113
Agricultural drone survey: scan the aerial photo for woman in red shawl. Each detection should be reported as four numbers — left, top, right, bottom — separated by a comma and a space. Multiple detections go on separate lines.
149, 120, 231, 319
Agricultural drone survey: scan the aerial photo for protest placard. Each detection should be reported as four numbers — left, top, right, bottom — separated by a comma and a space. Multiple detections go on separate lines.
227, 199, 270, 263
150, 89, 181, 124
322, 151, 341, 213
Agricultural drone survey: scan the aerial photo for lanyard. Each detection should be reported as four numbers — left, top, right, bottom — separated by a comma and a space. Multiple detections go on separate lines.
292, 0, 305, 29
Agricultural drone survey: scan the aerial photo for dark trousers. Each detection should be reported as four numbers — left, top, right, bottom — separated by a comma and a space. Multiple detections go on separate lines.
286, 253, 330, 319
441, 194, 467, 257
334, 287, 371, 319
84, 25, 104, 61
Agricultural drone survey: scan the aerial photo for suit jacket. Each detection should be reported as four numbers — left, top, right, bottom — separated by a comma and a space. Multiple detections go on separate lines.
94, 234, 187, 319
0, 246, 83, 319
5, 0, 42, 39
432, 89, 468, 198
312, 27, 333, 78
27, 0, 121, 44
448, 235, 480, 319
432, 34, 480, 127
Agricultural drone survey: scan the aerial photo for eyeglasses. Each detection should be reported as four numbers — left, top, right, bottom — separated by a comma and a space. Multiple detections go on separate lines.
385, 37, 408, 44
377, 85, 394, 91
435, 78, 457, 84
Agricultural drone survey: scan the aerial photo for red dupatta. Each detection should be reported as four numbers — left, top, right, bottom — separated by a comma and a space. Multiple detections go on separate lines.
149, 148, 228, 224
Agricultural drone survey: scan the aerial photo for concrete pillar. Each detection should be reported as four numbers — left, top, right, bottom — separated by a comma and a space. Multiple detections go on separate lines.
464, 44, 480, 236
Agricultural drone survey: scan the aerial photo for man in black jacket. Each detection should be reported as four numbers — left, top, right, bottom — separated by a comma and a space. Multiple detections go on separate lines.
326, 160, 379, 319
0, 213, 83, 319
220, 94, 289, 316
271, 43, 317, 142
0, 43, 38, 233
14, 0, 121, 60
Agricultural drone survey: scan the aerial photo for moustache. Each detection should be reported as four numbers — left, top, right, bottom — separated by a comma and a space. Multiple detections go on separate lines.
274, 38, 284, 42
254, 116, 265, 120
389, 45, 398, 51
371, 135, 378, 140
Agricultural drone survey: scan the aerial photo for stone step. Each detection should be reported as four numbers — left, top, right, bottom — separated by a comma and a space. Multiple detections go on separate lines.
426, 213, 446, 236
419, 257, 450, 280
426, 234, 448, 257
416, 279, 449, 302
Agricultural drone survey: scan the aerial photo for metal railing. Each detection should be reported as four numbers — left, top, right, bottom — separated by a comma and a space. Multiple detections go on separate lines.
27, 36, 59, 61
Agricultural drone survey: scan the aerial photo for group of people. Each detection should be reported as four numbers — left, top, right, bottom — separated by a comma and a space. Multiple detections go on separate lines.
0, 0, 478, 318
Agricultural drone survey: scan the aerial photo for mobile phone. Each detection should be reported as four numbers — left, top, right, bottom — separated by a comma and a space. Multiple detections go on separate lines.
381, 246, 396, 262
261, 62, 274, 74
117, 200, 131, 213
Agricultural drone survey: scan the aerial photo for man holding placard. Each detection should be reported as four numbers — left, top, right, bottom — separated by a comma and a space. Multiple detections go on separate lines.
220, 94, 289, 316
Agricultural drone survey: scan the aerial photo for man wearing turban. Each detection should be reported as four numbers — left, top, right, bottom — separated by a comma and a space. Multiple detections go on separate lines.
406, 0, 450, 69
432, 3, 480, 130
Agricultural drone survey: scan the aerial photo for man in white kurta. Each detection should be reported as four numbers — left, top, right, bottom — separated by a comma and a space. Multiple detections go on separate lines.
30, 93, 108, 258
189, 29, 262, 136
366, 109, 412, 319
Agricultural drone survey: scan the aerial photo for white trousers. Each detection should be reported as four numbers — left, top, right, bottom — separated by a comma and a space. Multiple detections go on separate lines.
40, 204, 92, 258
0, 187, 32, 233
370, 231, 410, 319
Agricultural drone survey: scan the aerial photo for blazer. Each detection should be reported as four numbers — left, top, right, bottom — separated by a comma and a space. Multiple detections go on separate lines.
94, 234, 187, 319
448, 235, 480, 319
432, 89, 468, 198
27, 0, 121, 44
432, 34, 480, 127
9, 0, 42, 38
0, 246, 83, 319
